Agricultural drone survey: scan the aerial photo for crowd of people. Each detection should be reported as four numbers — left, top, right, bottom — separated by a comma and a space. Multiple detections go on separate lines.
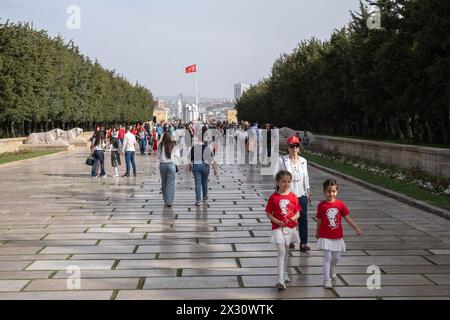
88, 119, 360, 290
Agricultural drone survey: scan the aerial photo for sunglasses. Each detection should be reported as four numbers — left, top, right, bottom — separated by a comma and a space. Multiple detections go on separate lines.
289, 144, 300, 148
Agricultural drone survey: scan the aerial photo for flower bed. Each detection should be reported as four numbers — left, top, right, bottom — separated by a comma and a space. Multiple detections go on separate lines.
306, 150, 450, 197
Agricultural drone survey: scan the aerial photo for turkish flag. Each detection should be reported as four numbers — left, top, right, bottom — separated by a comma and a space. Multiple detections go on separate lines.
185, 64, 197, 73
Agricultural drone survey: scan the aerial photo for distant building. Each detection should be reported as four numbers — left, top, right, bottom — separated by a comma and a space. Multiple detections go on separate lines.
234, 83, 251, 102
153, 109, 168, 123
177, 94, 183, 119
183, 104, 199, 122
157, 99, 166, 109
227, 109, 238, 123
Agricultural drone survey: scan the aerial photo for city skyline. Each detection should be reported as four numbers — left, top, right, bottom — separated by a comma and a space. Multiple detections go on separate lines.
1, 0, 360, 99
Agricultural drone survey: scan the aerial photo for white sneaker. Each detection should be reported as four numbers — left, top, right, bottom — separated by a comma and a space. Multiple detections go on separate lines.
276, 281, 286, 290
324, 279, 333, 289
112, 174, 119, 177
284, 273, 291, 283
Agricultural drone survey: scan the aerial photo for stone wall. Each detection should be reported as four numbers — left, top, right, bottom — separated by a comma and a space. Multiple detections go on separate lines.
311, 135, 450, 178
0, 138, 26, 154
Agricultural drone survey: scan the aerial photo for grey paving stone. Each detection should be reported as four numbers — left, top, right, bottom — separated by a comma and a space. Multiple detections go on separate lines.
424, 274, 450, 285
0, 261, 32, 271
25, 278, 140, 291
0, 290, 113, 300
341, 274, 434, 286
52, 269, 177, 279
116, 287, 335, 300
182, 267, 297, 277
239, 256, 432, 268
242, 275, 344, 287
26, 260, 115, 271
40, 246, 136, 254
137, 244, 233, 253
144, 276, 239, 289
0, 271, 52, 280
334, 286, 450, 298
117, 258, 237, 269
0, 280, 29, 292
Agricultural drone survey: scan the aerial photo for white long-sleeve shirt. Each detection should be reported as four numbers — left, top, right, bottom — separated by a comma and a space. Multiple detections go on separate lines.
274, 154, 310, 197
122, 132, 136, 152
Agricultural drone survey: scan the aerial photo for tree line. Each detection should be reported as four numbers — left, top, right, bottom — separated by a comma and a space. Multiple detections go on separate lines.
236, 0, 450, 145
0, 21, 155, 138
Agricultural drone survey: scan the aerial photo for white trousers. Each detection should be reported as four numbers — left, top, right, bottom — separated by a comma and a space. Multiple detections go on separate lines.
276, 244, 289, 283
323, 250, 341, 281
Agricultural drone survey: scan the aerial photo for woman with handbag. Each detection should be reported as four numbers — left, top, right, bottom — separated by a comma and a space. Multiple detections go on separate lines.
90, 130, 106, 178
275, 135, 312, 252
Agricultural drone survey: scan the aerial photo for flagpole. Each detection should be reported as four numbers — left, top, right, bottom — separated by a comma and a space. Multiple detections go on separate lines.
195, 65, 198, 109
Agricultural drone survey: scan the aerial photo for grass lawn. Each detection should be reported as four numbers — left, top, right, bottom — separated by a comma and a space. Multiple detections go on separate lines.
302, 151, 450, 212
0, 150, 59, 165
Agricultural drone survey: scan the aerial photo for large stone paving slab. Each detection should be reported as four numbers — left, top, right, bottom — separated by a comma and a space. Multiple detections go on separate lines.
0, 148, 449, 299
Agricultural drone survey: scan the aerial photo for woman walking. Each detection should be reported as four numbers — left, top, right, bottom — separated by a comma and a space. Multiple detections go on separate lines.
189, 126, 218, 206
138, 127, 148, 156
158, 132, 178, 208
90, 130, 106, 178
276, 135, 312, 252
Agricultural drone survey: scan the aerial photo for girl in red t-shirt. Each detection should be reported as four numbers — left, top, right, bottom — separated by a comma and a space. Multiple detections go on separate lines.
266, 170, 301, 290
316, 179, 362, 289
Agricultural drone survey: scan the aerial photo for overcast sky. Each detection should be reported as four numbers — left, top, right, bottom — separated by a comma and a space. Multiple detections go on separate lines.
1, 0, 360, 99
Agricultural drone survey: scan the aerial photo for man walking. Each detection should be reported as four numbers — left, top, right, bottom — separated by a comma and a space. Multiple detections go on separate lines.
122, 126, 137, 177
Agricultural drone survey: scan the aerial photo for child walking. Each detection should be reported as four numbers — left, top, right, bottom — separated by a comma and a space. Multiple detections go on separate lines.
316, 179, 362, 289
265, 170, 301, 290
110, 137, 122, 177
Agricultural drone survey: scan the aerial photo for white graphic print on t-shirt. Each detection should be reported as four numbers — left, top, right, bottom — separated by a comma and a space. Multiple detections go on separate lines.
279, 199, 291, 216
326, 208, 339, 229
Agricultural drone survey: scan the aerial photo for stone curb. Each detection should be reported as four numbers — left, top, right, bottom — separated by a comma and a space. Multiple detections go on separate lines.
307, 161, 450, 221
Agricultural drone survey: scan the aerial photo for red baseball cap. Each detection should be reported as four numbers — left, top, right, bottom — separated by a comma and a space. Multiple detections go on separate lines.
287, 135, 300, 145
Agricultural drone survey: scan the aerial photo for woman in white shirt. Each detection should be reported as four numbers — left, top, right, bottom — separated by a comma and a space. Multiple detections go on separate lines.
275, 135, 312, 252
158, 132, 179, 208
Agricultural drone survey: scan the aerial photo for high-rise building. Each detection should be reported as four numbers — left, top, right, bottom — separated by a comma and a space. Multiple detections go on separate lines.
177, 93, 183, 119
234, 83, 251, 102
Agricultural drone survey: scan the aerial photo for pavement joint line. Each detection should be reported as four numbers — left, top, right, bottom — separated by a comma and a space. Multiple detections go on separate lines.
35, 247, 46, 255
110, 289, 119, 300
237, 275, 244, 288
22, 261, 35, 271
66, 254, 74, 260
137, 277, 145, 289
422, 255, 439, 265
235, 258, 242, 268
19, 280, 32, 292
95, 240, 101, 246
39, 234, 49, 241
422, 274, 440, 286
177, 269, 182, 277
48, 270, 58, 279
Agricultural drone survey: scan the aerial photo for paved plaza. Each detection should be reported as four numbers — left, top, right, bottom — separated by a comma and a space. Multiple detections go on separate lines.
0, 149, 450, 300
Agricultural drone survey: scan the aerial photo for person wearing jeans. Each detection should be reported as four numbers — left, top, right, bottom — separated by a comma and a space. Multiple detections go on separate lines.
90, 130, 106, 178
192, 163, 210, 204
122, 126, 137, 177
274, 135, 312, 252
189, 126, 218, 206
138, 127, 147, 155
158, 132, 179, 207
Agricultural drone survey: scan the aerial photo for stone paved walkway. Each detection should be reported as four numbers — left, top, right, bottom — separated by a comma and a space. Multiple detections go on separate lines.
0, 149, 450, 299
